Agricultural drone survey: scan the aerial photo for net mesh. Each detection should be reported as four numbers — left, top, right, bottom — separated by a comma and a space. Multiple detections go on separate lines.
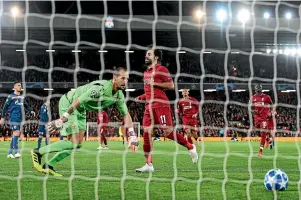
0, 0, 301, 199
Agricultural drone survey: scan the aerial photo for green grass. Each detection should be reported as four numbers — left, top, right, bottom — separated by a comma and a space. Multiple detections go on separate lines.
0, 141, 301, 200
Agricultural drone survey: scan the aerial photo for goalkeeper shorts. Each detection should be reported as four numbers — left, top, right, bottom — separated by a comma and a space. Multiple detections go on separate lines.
59, 95, 86, 136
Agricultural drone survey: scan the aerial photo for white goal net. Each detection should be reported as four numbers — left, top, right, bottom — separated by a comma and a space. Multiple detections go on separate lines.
86, 121, 141, 141
0, 0, 300, 200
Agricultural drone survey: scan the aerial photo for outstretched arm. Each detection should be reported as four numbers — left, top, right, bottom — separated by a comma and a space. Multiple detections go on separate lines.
135, 93, 146, 102
117, 93, 138, 151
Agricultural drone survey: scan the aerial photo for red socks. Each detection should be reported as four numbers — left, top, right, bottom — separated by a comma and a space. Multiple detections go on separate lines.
187, 136, 193, 144
166, 131, 193, 150
143, 131, 194, 165
143, 132, 152, 164
260, 132, 266, 149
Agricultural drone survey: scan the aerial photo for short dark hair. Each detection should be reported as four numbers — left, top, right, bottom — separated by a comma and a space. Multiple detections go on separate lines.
13, 81, 21, 86
147, 44, 163, 62
113, 67, 127, 77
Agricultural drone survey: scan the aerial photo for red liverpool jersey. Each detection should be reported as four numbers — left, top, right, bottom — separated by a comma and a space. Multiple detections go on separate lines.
177, 97, 199, 118
250, 93, 272, 121
143, 64, 173, 108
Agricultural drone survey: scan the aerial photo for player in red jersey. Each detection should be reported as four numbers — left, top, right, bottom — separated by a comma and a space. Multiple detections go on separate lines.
250, 84, 274, 157
177, 89, 200, 145
135, 45, 198, 173
97, 110, 109, 150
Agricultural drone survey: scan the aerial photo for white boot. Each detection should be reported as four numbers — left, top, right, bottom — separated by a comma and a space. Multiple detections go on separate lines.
189, 144, 198, 163
14, 153, 22, 158
7, 154, 15, 159
136, 163, 155, 173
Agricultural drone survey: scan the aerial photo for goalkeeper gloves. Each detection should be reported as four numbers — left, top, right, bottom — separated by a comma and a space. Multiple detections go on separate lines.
128, 127, 138, 152
47, 119, 64, 134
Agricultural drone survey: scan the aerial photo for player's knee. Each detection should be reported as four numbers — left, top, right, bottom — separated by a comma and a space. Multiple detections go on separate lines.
143, 127, 152, 134
164, 127, 173, 135
13, 131, 20, 137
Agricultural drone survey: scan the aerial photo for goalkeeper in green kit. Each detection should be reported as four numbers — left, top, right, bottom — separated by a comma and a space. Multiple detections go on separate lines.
30, 67, 138, 176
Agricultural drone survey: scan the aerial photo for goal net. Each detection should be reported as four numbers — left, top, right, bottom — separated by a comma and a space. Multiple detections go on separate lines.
0, 0, 300, 200
86, 122, 141, 141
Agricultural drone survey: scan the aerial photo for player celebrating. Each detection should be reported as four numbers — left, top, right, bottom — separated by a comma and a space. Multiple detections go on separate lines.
135, 45, 198, 173
37, 100, 50, 148
0, 81, 32, 158
177, 89, 200, 146
97, 110, 109, 150
30, 67, 138, 176
250, 84, 273, 157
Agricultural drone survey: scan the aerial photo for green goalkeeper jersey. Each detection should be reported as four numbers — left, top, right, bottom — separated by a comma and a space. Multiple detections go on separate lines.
64, 80, 128, 115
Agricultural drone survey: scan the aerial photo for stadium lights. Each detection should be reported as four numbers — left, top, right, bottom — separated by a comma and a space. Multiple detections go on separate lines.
46, 50, 55, 52
72, 50, 81, 53
285, 12, 292, 19
71, 88, 76, 91
10, 6, 20, 18
124, 50, 134, 53
125, 89, 136, 92
266, 49, 271, 54
279, 49, 283, 54
217, 9, 227, 22
195, 10, 205, 19
263, 12, 270, 19
177, 51, 186, 54
291, 48, 297, 55
16, 49, 25, 52
232, 89, 246, 92
237, 9, 250, 24
43, 88, 54, 91
204, 89, 217, 92
262, 90, 270, 92
203, 51, 212, 54
273, 49, 277, 54
98, 50, 108, 53
281, 90, 296, 93
231, 51, 240, 54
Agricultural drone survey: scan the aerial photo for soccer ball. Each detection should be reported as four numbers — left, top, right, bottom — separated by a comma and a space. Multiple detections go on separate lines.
264, 168, 289, 191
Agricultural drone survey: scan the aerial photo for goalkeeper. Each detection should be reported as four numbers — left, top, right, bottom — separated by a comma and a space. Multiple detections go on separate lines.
30, 67, 138, 176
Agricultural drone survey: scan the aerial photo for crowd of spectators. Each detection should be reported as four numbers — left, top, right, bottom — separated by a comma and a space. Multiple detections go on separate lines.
0, 91, 300, 138
0, 50, 300, 84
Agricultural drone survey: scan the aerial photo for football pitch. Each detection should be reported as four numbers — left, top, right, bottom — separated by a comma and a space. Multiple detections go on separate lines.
0, 141, 300, 200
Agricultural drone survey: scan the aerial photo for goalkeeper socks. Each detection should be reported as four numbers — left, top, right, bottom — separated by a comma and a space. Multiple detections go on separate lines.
12, 136, 19, 154
39, 140, 75, 156
47, 150, 72, 167
37, 137, 42, 148
60, 135, 64, 140
46, 144, 83, 166
166, 132, 193, 150
8, 139, 13, 154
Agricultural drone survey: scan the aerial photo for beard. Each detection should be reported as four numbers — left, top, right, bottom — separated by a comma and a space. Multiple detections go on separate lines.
119, 85, 126, 91
145, 59, 152, 66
